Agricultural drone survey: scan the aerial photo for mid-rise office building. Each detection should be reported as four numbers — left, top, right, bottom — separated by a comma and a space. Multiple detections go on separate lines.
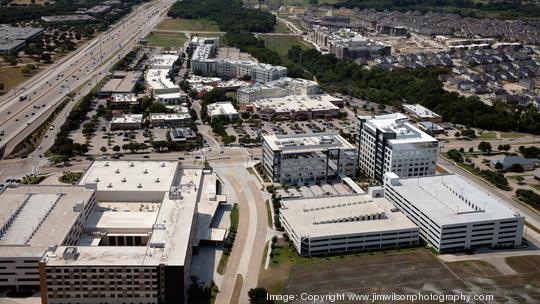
280, 187, 419, 256
237, 77, 320, 104
357, 113, 438, 182
252, 94, 342, 121
109, 114, 143, 130
149, 113, 191, 128
262, 133, 357, 184
207, 102, 239, 121
145, 69, 187, 105
402, 104, 442, 123
383, 172, 524, 252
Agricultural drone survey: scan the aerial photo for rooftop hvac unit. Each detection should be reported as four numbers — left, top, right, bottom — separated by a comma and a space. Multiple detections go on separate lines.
137, 183, 143, 189
104, 162, 109, 167
115, 169, 120, 174
122, 177, 127, 183
107, 183, 113, 188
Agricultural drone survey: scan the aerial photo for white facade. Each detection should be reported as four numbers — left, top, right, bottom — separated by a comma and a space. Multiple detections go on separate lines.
207, 102, 239, 121
237, 77, 320, 103
383, 173, 524, 252
252, 94, 342, 121
149, 113, 191, 128
110, 114, 143, 130
280, 188, 419, 256
145, 69, 187, 105
357, 113, 438, 182
262, 133, 357, 184
402, 103, 442, 122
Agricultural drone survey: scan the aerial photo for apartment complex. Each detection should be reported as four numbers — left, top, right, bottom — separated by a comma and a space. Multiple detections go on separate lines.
383, 173, 524, 252
190, 37, 287, 82
237, 77, 320, 103
280, 187, 419, 256
262, 134, 357, 184
313, 27, 391, 60
35, 161, 225, 304
357, 114, 438, 182
145, 54, 187, 105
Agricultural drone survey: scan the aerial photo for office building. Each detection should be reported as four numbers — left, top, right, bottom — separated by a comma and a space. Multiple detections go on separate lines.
0, 25, 44, 53
280, 187, 419, 256
262, 134, 357, 184
252, 94, 342, 121
109, 114, 143, 130
99, 71, 142, 97
149, 113, 191, 128
206, 102, 239, 121
383, 173, 524, 252
357, 113, 438, 182
237, 77, 320, 104
402, 104, 442, 123
169, 128, 196, 142
109, 93, 139, 109
145, 69, 187, 105
37, 161, 226, 304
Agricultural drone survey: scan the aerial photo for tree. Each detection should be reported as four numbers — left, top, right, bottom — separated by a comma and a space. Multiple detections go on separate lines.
248, 287, 274, 304
508, 163, 524, 173
461, 129, 476, 138
478, 141, 492, 153
454, 131, 461, 138
447, 149, 463, 163
100, 146, 107, 153
112, 145, 121, 153
494, 162, 504, 171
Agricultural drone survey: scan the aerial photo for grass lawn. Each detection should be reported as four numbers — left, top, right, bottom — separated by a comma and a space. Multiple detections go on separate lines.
274, 20, 291, 33
0, 66, 31, 93
157, 18, 220, 32
145, 32, 188, 48
479, 131, 498, 139
500, 131, 526, 138
217, 203, 239, 275
261, 35, 310, 59
59, 171, 84, 184
21, 174, 47, 185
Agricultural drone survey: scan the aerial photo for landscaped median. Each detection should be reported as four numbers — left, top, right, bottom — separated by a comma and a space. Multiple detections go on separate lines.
217, 203, 238, 275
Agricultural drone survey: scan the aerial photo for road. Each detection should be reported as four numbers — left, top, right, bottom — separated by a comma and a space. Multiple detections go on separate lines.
0, 0, 177, 158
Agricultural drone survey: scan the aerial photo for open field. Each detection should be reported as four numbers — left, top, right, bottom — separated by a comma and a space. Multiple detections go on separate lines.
260, 247, 540, 303
261, 35, 310, 57
157, 18, 220, 32
0, 66, 31, 93
145, 32, 188, 48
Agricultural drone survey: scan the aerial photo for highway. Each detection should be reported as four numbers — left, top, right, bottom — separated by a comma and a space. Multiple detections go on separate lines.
0, 0, 177, 158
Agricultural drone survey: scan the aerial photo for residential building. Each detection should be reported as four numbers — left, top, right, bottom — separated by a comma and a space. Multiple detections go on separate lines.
207, 102, 239, 121
383, 173, 524, 252
357, 113, 438, 182
313, 27, 391, 60
402, 104, 442, 123
262, 133, 357, 184
110, 114, 143, 130
280, 187, 419, 256
149, 113, 191, 128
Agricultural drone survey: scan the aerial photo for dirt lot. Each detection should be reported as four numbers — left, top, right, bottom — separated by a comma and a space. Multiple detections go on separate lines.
262, 249, 540, 303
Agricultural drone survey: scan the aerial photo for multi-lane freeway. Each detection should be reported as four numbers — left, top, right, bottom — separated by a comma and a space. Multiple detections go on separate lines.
0, 0, 177, 158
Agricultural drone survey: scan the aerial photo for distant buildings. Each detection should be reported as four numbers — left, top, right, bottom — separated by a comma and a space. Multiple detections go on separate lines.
402, 104, 442, 123
383, 173, 524, 252
252, 94, 342, 121
237, 77, 320, 104
190, 37, 287, 82
280, 186, 419, 256
145, 54, 187, 105
313, 27, 391, 60
0, 24, 44, 53
262, 133, 357, 184
41, 15, 95, 23
149, 113, 192, 128
357, 114, 438, 181
490, 156, 540, 171
110, 114, 143, 130
206, 102, 239, 121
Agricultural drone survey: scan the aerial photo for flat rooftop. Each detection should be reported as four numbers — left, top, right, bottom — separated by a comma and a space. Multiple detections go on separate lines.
207, 102, 238, 116
281, 193, 417, 238
0, 24, 43, 40
359, 113, 437, 144
100, 72, 140, 93
78, 160, 178, 192
0, 185, 95, 257
403, 103, 441, 118
253, 94, 340, 113
385, 173, 523, 225
110, 114, 143, 124
45, 167, 209, 267
264, 133, 355, 153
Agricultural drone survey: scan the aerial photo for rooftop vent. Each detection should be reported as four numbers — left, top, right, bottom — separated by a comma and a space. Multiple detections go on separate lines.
94, 177, 100, 182
155, 178, 160, 183
137, 183, 143, 189
107, 182, 113, 188
143, 169, 148, 174
122, 177, 127, 183
104, 162, 109, 167
115, 169, 120, 174
161, 162, 166, 167
130, 162, 134, 167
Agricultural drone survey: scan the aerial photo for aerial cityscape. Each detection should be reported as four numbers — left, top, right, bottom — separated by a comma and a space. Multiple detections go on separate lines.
1, 0, 540, 303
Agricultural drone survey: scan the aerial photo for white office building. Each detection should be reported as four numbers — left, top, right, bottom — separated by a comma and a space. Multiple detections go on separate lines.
147, 54, 179, 70
237, 77, 320, 103
262, 133, 357, 184
280, 187, 419, 256
252, 94, 342, 121
207, 102, 239, 121
383, 172, 524, 252
149, 113, 192, 128
402, 104, 442, 123
110, 114, 143, 130
357, 113, 438, 182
